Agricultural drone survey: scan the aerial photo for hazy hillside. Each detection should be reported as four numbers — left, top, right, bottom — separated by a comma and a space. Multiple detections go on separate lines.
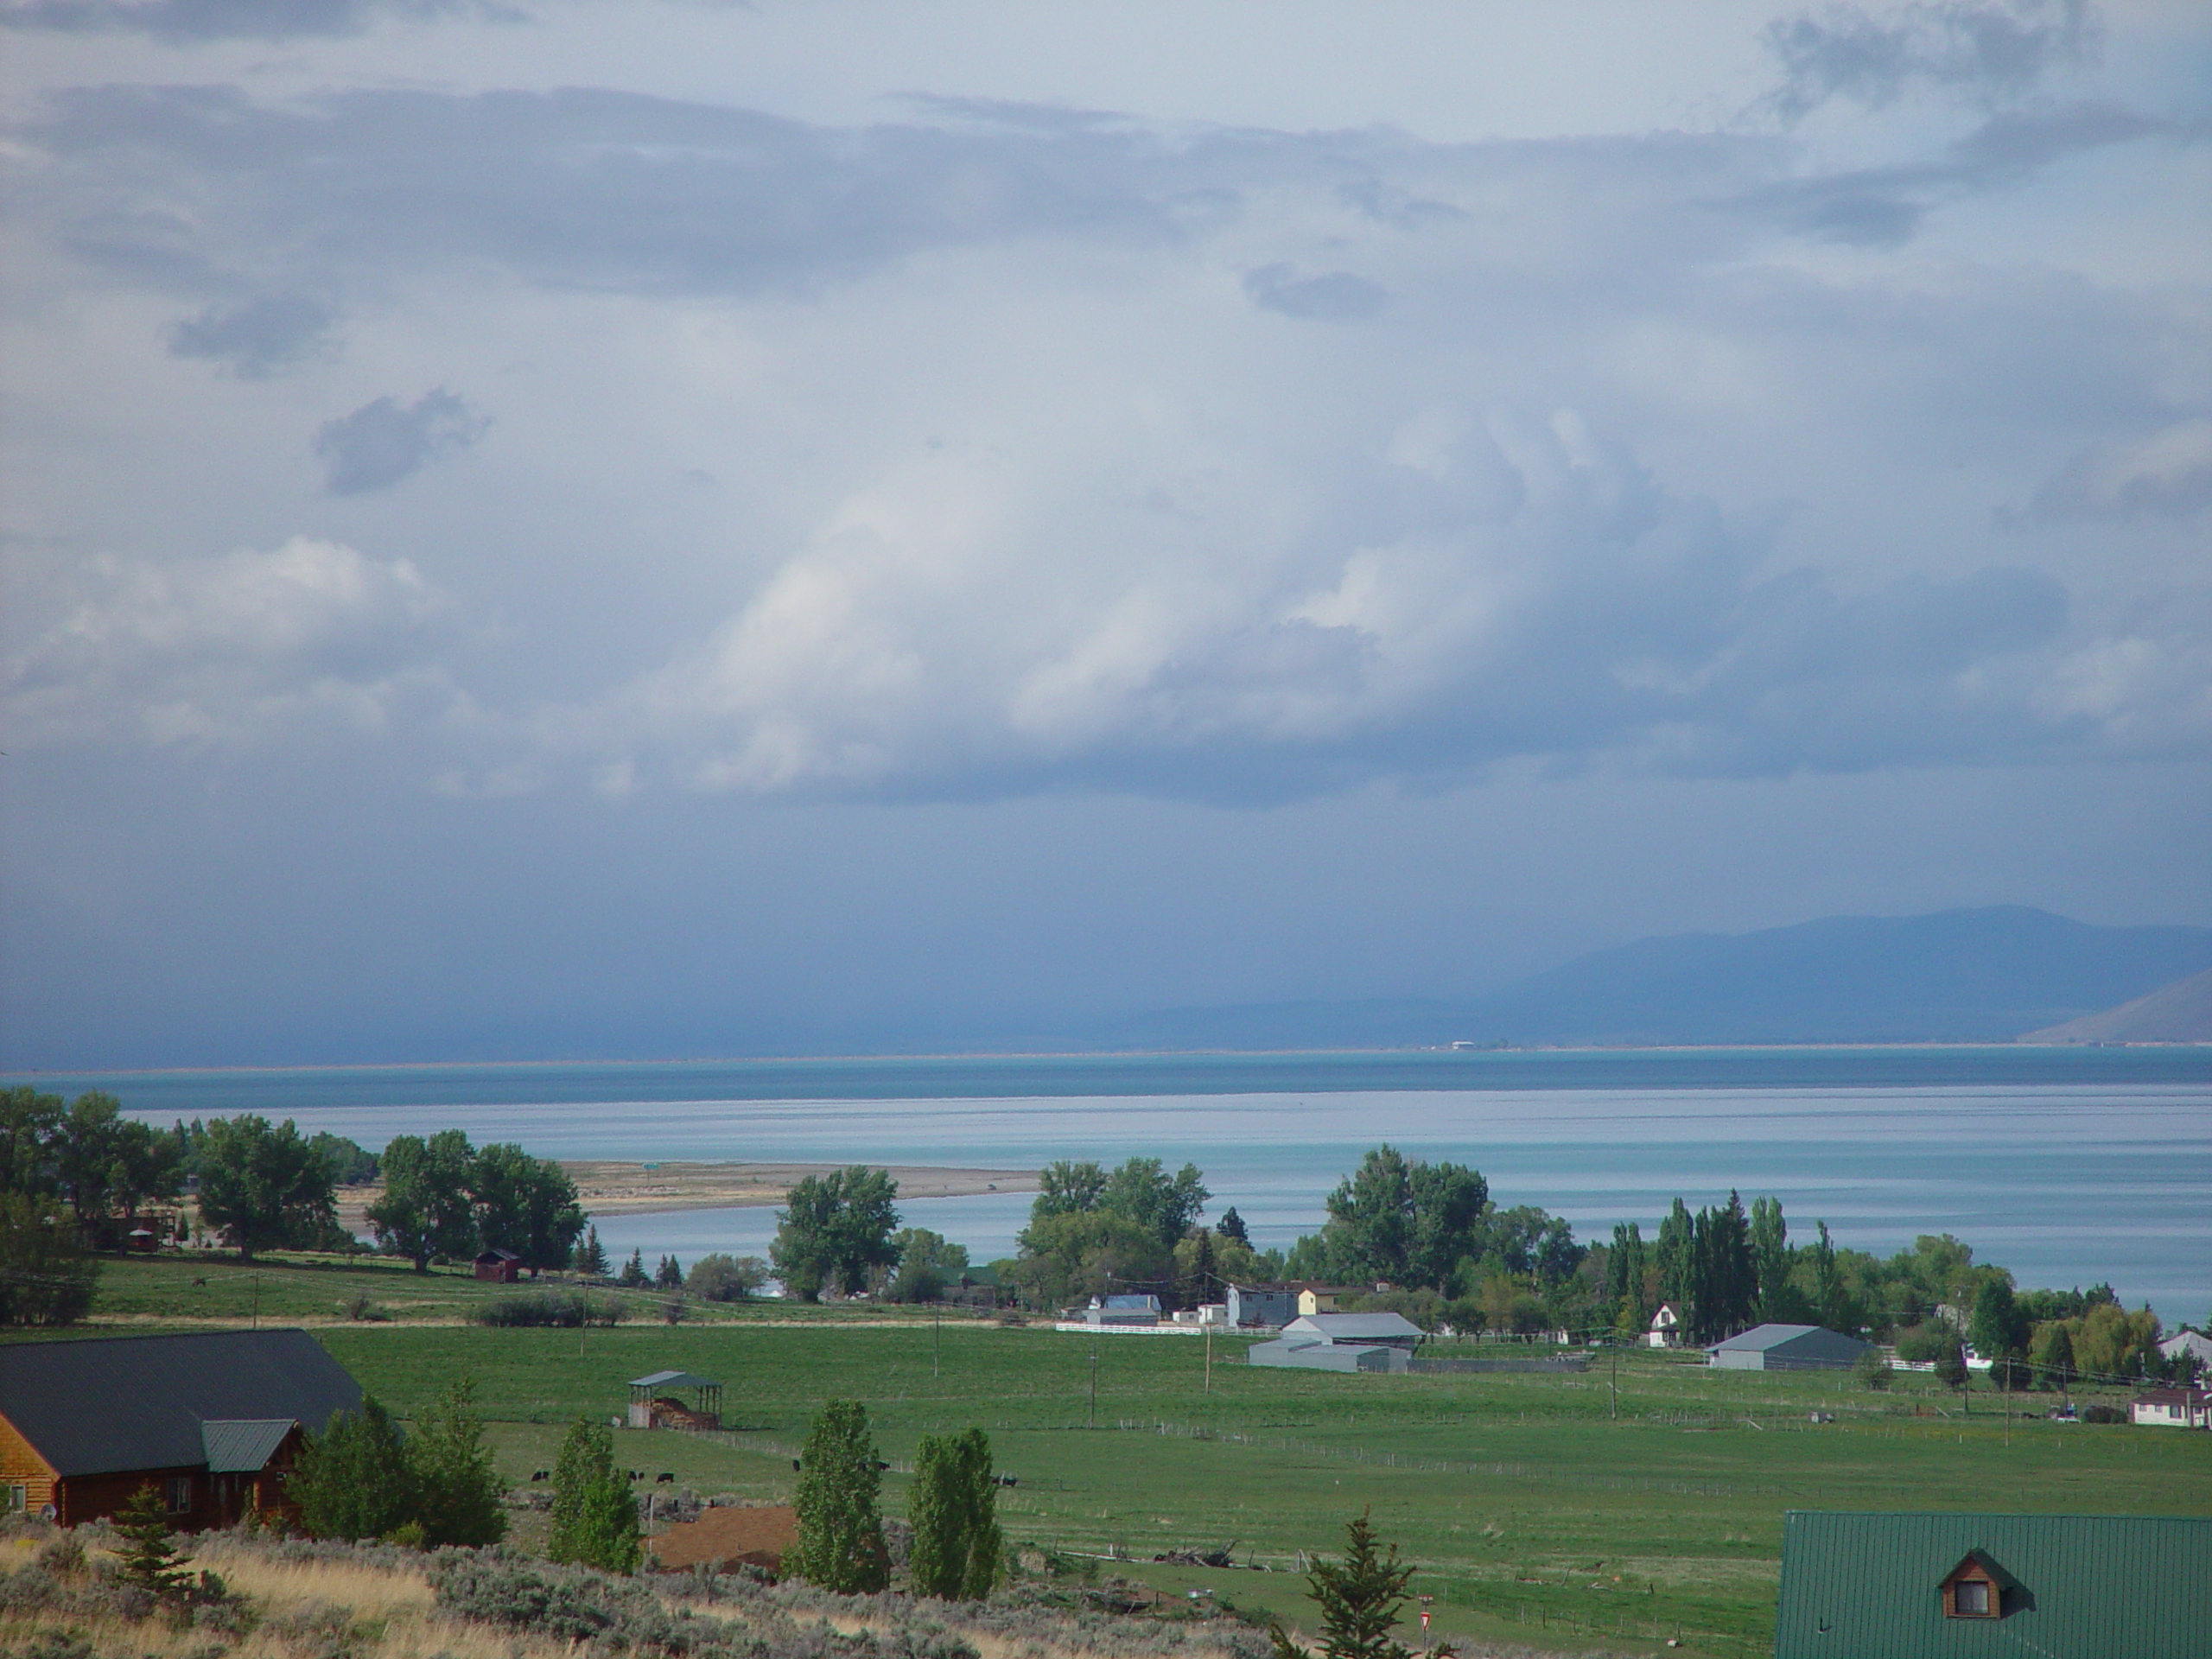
1098, 907, 2212, 1049
2019, 966, 2212, 1044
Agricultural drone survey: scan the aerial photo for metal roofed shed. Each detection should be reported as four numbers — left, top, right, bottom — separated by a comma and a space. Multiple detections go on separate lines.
1708, 1322, 1870, 1371
1773, 1511, 2212, 1659
628, 1370, 722, 1430
1280, 1313, 1425, 1350
1248, 1338, 1409, 1374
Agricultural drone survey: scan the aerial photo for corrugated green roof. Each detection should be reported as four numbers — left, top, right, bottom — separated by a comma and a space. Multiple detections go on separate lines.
1774, 1511, 2212, 1659
200, 1419, 297, 1473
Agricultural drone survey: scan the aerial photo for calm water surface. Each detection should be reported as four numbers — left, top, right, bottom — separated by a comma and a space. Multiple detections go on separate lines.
17, 1049, 2206, 1322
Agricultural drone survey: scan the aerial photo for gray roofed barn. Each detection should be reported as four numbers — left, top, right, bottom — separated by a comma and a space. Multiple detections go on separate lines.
1281, 1313, 1424, 1350
1708, 1323, 1870, 1371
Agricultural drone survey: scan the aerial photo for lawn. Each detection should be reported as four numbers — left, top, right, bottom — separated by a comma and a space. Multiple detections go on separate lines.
16, 1260, 2211, 1659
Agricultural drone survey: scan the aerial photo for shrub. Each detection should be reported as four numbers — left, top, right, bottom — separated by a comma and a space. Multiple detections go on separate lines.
1853, 1348, 1891, 1390
472, 1290, 627, 1327
2082, 1403, 2127, 1424
337, 1291, 389, 1321
690, 1253, 768, 1302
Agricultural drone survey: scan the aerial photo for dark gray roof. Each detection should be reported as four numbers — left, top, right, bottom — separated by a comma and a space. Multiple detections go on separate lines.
0, 1330, 364, 1478
201, 1419, 297, 1473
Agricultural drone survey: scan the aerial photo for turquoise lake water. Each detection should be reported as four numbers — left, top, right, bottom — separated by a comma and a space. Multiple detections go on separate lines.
16, 1047, 2208, 1323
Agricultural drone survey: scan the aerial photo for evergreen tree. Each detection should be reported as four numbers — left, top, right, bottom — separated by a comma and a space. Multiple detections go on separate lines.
787, 1399, 890, 1592
1270, 1510, 1447, 1659
575, 1224, 610, 1277
410, 1376, 509, 1548
655, 1253, 683, 1289
1969, 1279, 2029, 1360
292, 1395, 416, 1540
619, 1248, 650, 1287
908, 1427, 1002, 1599
1806, 1221, 1846, 1332
1217, 1206, 1250, 1247
2031, 1320, 2075, 1390
114, 1484, 191, 1599
547, 1417, 641, 1573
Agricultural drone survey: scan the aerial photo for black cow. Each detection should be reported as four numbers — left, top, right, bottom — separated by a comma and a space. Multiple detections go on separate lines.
656, 1472, 676, 1483
530, 1470, 550, 1482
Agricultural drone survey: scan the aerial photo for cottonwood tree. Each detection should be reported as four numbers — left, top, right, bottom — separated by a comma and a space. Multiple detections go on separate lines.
472, 1141, 587, 1270
547, 1417, 641, 1573
196, 1116, 337, 1260
687, 1252, 766, 1300
908, 1427, 1002, 1599
368, 1130, 480, 1271
1271, 1510, 1448, 1659
772, 1167, 902, 1302
787, 1399, 889, 1592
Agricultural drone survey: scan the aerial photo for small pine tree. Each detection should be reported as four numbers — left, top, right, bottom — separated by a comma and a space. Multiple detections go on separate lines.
787, 1399, 890, 1592
114, 1484, 190, 1599
1217, 1206, 1249, 1247
410, 1376, 509, 1548
291, 1395, 417, 1540
656, 1254, 683, 1289
1272, 1510, 1447, 1659
575, 1225, 610, 1277
547, 1416, 641, 1573
619, 1248, 650, 1288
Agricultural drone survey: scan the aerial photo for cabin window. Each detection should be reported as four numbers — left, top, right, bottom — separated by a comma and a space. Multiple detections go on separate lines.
165, 1476, 193, 1512
4, 1485, 24, 1511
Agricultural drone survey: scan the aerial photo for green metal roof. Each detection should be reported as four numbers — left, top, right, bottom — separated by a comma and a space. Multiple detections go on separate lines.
1774, 1511, 2212, 1659
200, 1419, 296, 1473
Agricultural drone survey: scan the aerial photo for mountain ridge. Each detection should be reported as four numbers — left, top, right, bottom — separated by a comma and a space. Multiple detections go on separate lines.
1092, 906, 2212, 1050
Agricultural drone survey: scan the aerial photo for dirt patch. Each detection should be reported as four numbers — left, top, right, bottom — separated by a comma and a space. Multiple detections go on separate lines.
647, 1503, 800, 1573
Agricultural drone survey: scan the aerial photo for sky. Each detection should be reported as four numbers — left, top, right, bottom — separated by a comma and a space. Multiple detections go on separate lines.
2, 0, 2208, 1067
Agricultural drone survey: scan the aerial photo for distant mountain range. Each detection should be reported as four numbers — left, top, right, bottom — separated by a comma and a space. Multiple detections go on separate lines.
1093, 907, 2212, 1049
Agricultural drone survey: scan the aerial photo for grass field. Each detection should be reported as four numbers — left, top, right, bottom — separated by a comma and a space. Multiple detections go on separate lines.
16, 1259, 2212, 1659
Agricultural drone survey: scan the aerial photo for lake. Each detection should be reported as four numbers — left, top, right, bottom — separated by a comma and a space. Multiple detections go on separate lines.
17, 1046, 2208, 1322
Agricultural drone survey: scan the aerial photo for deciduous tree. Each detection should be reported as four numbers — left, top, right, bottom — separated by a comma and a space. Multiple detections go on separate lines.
772, 1167, 902, 1302
196, 1116, 337, 1260
547, 1417, 640, 1573
908, 1427, 1002, 1599
0, 1194, 98, 1326
367, 1130, 479, 1272
787, 1399, 889, 1592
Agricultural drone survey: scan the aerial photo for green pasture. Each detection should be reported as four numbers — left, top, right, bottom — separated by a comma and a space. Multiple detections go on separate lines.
16, 1260, 2210, 1659
304, 1319, 2208, 1659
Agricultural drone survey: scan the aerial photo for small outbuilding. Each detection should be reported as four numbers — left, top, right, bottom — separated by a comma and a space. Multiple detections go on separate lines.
1281, 1312, 1424, 1351
1708, 1323, 1870, 1371
627, 1371, 723, 1431
1773, 1511, 2210, 1658
473, 1249, 524, 1283
1647, 1302, 1683, 1348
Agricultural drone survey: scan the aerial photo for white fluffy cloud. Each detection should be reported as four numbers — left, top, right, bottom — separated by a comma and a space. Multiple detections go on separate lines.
2, 536, 451, 747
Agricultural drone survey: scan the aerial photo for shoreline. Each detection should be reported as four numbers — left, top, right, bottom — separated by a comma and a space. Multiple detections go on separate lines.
334, 1160, 1038, 1233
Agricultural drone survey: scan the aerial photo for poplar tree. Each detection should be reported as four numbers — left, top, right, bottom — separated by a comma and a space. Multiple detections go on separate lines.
908, 1427, 1002, 1599
548, 1417, 640, 1573
787, 1399, 890, 1592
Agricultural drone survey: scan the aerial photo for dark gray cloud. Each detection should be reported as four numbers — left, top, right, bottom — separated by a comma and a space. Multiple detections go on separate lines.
1, 0, 518, 43
1763, 0, 2101, 120
1243, 264, 1389, 322
312, 388, 486, 494
166, 294, 334, 378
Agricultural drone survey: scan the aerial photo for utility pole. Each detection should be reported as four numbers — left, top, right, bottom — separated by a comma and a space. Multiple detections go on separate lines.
1090, 1338, 1099, 1427
1205, 1322, 1213, 1395
580, 1275, 590, 1357
934, 1302, 942, 1379
1610, 1342, 1618, 1420
251, 1270, 260, 1330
